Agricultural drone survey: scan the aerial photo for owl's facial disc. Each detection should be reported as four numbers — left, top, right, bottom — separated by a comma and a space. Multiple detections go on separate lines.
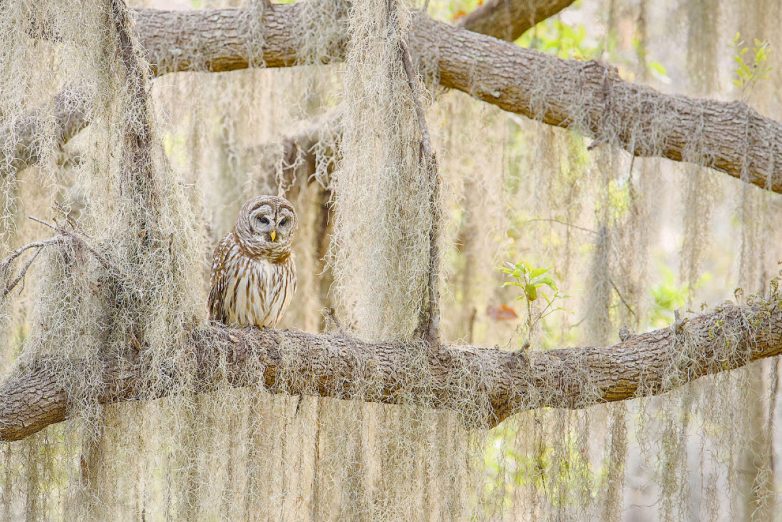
249, 205, 274, 238
275, 208, 296, 242
236, 196, 297, 258
248, 203, 296, 245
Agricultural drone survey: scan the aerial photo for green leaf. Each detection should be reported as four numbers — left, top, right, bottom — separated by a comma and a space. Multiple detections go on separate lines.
535, 276, 558, 291
648, 61, 667, 77
530, 267, 549, 278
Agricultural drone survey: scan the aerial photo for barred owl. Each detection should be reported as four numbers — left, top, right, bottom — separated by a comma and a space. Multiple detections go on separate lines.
208, 195, 297, 328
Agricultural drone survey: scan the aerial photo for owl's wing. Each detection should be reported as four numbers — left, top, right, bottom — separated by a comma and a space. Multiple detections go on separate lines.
208, 234, 233, 323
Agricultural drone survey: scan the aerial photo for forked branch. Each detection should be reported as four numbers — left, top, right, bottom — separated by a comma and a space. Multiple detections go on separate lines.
0, 238, 63, 298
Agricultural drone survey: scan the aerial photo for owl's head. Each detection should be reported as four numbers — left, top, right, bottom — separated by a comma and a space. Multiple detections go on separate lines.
234, 195, 297, 259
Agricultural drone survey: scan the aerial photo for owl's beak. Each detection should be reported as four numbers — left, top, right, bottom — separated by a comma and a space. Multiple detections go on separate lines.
270, 230, 277, 242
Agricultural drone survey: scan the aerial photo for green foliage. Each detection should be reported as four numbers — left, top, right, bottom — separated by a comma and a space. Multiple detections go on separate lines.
501, 261, 563, 347
485, 424, 606, 508
515, 9, 669, 85
603, 179, 631, 222
644, 60, 671, 83
502, 261, 558, 304
647, 60, 669, 81
631, 32, 670, 83
649, 265, 712, 327
518, 18, 597, 60
731, 33, 772, 92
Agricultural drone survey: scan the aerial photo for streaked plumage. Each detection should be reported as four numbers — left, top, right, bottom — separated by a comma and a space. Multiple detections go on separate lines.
208, 195, 297, 328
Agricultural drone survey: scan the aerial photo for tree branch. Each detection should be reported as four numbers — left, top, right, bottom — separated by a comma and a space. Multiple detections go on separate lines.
394, 3, 442, 344
133, 4, 782, 194
412, 16, 782, 194
1, 298, 780, 442
0, 237, 64, 298
457, 0, 577, 42
243, 110, 341, 193
5, 3, 782, 195
0, 89, 90, 176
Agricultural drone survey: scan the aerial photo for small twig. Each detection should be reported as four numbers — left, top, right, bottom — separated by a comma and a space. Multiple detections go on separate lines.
608, 277, 638, 322
0, 238, 61, 272
523, 218, 597, 235
587, 138, 606, 151
4, 247, 43, 297
672, 309, 689, 335
28, 216, 114, 273
27, 215, 57, 232
322, 307, 345, 335
0, 238, 64, 298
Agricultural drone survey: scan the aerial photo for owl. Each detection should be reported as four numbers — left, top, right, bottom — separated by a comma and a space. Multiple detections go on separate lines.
208, 195, 297, 329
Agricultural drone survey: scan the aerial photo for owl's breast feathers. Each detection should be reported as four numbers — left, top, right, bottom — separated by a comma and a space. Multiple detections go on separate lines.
208, 233, 297, 328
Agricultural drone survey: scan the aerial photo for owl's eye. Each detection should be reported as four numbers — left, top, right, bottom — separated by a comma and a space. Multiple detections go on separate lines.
279, 217, 288, 227
258, 216, 270, 225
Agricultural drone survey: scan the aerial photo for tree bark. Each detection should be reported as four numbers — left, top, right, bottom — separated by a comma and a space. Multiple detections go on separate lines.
4, 3, 782, 194
457, 0, 577, 42
133, 4, 782, 194
1, 298, 779, 442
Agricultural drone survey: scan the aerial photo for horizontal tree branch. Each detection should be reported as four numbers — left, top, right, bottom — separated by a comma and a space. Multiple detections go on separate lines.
1, 297, 779, 442
134, 3, 782, 194
5, 3, 782, 195
457, 0, 577, 41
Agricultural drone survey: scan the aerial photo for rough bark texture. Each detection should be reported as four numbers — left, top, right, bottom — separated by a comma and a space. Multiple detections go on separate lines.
5, 3, 782, 194
457, 0, 577, 41
129, 4, 782, 194
1, 299, 780, 442
2, 0, 781, 447
414, 17, 782, 194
